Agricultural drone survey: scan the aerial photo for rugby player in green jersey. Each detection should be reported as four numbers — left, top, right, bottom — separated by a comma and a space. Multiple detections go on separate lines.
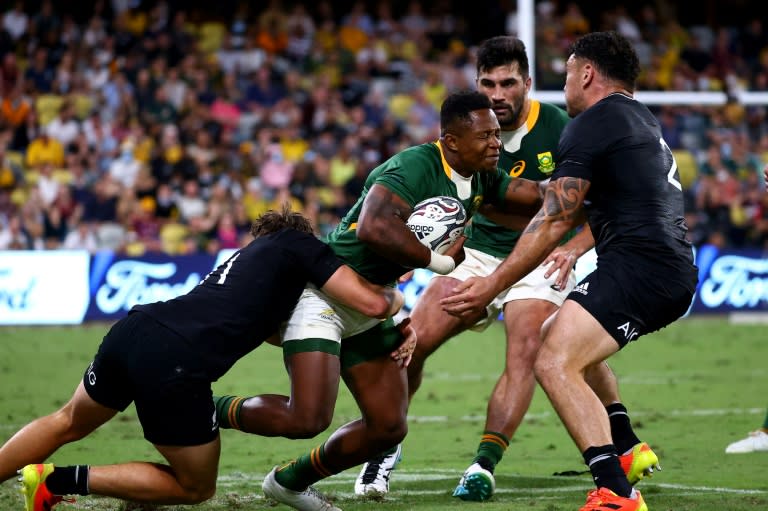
354, 36, 658, 502
214, 90, 545, 511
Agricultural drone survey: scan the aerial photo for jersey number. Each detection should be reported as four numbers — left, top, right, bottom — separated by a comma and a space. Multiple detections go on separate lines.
201, 252, 240, 285
659, 138, 682, 191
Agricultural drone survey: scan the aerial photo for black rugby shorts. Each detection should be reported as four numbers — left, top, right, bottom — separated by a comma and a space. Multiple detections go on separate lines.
83, 311, 218, 446
567, 257, 696, 348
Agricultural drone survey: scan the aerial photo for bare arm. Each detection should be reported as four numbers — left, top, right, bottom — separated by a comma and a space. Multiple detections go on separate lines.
356, 183, 431, 269
441, 177, 589, 315
475, 178, 544, 229
542, 223, 594, 290
556, 223, 594, 258
490, 177, 589, 289
321, 264, 404, 319
476, 204, 533, 230
496, 177, 545, 216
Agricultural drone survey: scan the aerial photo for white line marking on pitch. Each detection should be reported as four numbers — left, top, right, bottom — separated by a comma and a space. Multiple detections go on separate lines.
217, 470, 767, 495
0, 408, 762, 430
406, 407, 765, 423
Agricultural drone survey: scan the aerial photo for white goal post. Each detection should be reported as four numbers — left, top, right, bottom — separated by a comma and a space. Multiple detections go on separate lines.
517, 0, 768, 106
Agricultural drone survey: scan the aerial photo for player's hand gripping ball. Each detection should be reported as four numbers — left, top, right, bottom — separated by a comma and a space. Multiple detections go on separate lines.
406, 196, 467, 254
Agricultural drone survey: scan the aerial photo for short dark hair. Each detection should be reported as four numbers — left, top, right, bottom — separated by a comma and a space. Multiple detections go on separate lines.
569, 31, 640, 91
476, 36, 529, 78
250, 205, 314, 238
440, 90, 492, 136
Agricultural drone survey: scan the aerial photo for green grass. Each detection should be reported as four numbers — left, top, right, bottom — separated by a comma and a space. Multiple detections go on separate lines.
1, 317, 767, 510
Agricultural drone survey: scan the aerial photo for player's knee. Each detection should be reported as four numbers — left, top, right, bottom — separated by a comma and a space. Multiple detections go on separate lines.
506, 331, 543, 364
410, 330, 443, 364
533, 347, 564, 386
291, 415, 333, 438
179, 482, 216, 504
52, 408, 92, 443
373, 417, 408, 446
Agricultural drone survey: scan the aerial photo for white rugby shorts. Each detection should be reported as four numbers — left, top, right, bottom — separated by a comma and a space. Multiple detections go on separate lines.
444, 247, 577, 330
281, 285, 383, 344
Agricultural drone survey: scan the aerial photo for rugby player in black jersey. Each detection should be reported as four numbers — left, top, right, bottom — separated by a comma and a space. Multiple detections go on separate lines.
443, 31, 697, 511
1, 208, 409, 511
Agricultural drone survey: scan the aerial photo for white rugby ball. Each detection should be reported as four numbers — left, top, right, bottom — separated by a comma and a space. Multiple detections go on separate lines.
406, 196, 467, 254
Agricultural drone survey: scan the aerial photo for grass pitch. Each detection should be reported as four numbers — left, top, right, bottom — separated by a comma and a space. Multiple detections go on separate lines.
1, 316, 766, 510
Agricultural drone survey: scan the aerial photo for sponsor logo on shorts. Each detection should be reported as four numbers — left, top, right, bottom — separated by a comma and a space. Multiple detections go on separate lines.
86, 362, 96, 386
319, 308, 336, 320
572, 282, 589, 295
617, 321, 639, 341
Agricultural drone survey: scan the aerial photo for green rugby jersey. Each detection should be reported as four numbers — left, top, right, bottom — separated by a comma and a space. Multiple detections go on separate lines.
327, 142, 512, 285
464, 100, 571, 258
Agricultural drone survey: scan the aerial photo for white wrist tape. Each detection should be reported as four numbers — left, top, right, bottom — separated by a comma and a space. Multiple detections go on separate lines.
427, 251, 456, 274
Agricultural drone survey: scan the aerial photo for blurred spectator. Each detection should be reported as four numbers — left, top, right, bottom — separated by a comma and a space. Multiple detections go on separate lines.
152, 182, 178, 220
536, 26, 567, 90
0, 213, 30, 249
241, 177, 269, 222
738, 19, 767, 72
245, 66, 286, 108
212, 210, 240, 249
24, 47, 54, 94
109, 139, 143, 189
17, 196, 43, 249
45, 102, 81, 147
401, 1, 429, 41
81, 174, 120, 224
127, 195, 163, 254
29, 0, 60, 40
2, 1, 28, 42
284, 3, 315, 65
61, 220, 99, 252
259, 142, 294, 194
1, 52, 20, 95
561, 2, 589, 40
25, 132, 64, 169
328, 136, 358, 188
34, 162, 60, 208
83, 51, 111, 92
0, 138, 23, 189
175, 179, 206, 223
82, 14, 107, 48
256, 16, 288, 56
42, 188, 75, 249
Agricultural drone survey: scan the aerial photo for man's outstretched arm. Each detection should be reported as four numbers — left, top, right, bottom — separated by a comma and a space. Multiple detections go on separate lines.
321, 265, 404, 319
441, 177, 590, 316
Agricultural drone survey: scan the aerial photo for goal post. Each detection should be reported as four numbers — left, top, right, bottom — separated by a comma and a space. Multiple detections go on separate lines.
516, 0, 768, 107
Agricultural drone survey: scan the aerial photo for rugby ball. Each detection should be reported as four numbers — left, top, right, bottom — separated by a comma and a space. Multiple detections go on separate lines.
406, 196, 467, 254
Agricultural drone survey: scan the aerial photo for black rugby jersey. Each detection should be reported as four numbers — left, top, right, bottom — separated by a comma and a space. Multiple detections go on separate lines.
133, 229, 342, 379
552, 93, 694, 270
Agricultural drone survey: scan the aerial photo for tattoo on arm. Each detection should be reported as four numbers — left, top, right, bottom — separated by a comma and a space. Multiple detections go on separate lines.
524, 177, 588, 234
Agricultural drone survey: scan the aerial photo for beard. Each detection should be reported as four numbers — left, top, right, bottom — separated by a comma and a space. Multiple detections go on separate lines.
494, 99, 524, 130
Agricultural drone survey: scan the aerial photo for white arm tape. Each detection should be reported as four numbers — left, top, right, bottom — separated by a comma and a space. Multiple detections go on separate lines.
426, 251, 456, 274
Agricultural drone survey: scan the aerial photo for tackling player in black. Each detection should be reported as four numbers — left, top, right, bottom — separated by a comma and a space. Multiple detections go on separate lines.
0, 208, 409, 511
442, 31, 697, 511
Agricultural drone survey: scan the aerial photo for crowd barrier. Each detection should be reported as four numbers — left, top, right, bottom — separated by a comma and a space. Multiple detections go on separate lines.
1, 245, 766, 325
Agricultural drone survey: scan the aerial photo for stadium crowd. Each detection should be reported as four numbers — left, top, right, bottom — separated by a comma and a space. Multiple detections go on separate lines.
0, 0, 767, 254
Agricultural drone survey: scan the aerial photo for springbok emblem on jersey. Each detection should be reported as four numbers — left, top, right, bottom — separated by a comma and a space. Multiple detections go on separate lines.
537, 151, 556, 174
